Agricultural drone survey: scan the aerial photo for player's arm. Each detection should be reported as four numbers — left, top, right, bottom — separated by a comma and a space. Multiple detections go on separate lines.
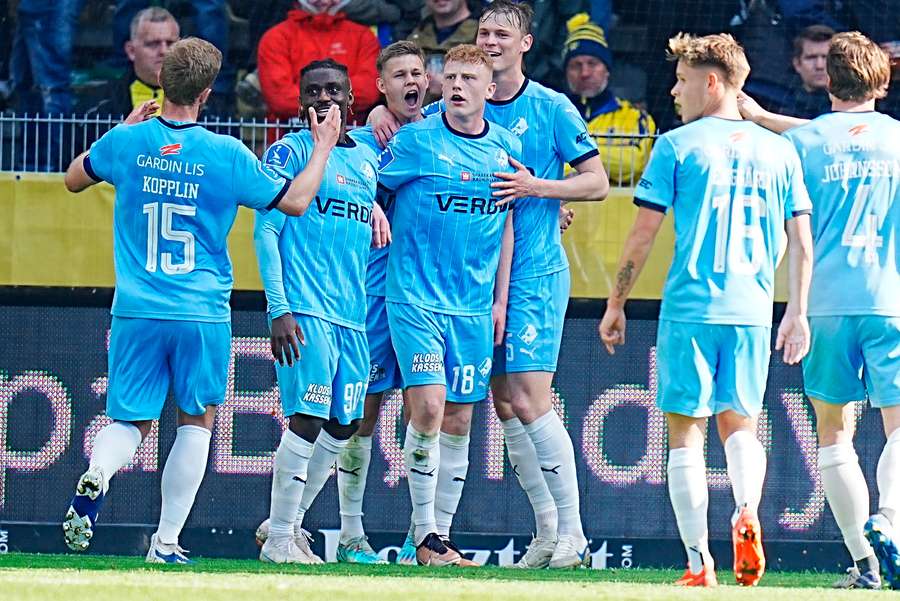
776, 214, 813, 365
598, 206, 666, 354
370, 200, 391, 248
253, 210, 304, 367
493, 154, 609, 205
492, 210, 515, 346
737, 91, 809, 134
275, 106, 341, 216
64, 151, 98, 193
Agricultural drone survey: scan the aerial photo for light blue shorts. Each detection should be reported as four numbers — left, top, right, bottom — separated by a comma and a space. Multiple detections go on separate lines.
656, 320, 771, 418
365, 295, 402, 395
493, 269, 570, 375
803, 315, 900, 408
107, 316, 231, 421
275, 313, 368, 424
386, 301, 493, 403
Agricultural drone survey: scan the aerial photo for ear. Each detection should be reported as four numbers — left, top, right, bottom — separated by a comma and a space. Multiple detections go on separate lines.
348, 89, 355, 105
521, 33, 534, 53
376, 77, 386, 95
198, 88, 212, 105
125, 40, 137, 62
792, 56, 802, 74
486, 81, 497, 100
706, 70, 719, 93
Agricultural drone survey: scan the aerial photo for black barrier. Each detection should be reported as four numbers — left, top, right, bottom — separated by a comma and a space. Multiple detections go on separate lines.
0, 301, 885, 569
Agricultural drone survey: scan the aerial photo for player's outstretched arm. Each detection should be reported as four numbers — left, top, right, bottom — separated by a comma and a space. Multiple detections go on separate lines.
64, 152, 98, 193
598, 207, 665, 354
492, 211, 515, 346
776, 215, 813, 364
275, 105, 341, 216
493, 154, 609, 205
737, 92, 809, 134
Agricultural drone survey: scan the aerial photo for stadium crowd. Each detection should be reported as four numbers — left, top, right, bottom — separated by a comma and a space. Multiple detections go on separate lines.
1, 0, 898, 174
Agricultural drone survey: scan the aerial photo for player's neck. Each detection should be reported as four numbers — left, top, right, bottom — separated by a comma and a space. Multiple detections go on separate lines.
386, 105, 421, 125
492, 67, 526, 102
160, 100, 199, 124
831, 98, 876, 112
444, 110, 486, 135
702, 95, 742, 121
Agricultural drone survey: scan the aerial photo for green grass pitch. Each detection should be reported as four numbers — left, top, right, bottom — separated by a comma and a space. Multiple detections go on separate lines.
0, 553, 883, 600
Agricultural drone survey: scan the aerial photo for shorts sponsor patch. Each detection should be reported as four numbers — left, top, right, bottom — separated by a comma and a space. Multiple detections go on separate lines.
302, 383, 332, 405
411, 352, 443, 373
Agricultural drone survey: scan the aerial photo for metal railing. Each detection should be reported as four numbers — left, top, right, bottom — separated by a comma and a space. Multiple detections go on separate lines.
0, 113, 656, 186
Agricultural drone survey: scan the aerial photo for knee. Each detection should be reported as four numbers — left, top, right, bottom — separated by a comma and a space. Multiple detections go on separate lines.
324, 419, 359, 441
441, 404, 472, 436
178, 406, 216, 431
288, 414, 326, 444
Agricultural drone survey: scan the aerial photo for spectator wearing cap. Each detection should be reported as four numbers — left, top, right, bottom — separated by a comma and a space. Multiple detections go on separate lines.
563, 13, 655, 186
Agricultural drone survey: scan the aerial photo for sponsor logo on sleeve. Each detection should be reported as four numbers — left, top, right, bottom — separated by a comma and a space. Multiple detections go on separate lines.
378, 146, 395, 170
637, 178, 652, 190
265, 143, 292, 169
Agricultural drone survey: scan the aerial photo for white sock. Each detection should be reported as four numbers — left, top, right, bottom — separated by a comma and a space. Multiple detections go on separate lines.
523, 410, 584, 541
296, 429, 347, 527
435, 431, 470, 537
89, 421, 142, 492
818, 443, 873, 560
668, 447, 711, 575
404, 424, 440, 545
338, 434, 373, 543
878, 429, 900, 523
269, 429, 314, 539
724, 430, 767, 518
155, 425, 211, 545
502, 416, 558, 540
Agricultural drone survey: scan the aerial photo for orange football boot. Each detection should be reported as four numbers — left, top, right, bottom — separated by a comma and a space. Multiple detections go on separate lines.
733, 505, 766, 586
674, 563, 718, 587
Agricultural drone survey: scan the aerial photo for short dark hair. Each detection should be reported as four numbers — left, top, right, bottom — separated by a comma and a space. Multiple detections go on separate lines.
159, 37, 221, 106
480, 0, 533, 35
828, 31, 890, 101
376, 41, 426, 74
793, 24, 835, 59
300, 58, 349, 79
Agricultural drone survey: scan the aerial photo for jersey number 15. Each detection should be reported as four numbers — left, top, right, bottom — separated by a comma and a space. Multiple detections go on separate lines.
143, 202, 196, 275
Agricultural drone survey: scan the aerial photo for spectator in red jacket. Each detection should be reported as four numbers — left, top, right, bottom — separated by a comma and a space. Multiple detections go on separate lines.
257, 1, 380, 125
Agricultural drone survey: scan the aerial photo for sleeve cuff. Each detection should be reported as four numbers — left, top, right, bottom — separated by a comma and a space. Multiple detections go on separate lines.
633, 197, 668, 214
83, 154, 102, 182
568, 148, 600, 168
267, 179, 292, 210
789, 208, 812, 218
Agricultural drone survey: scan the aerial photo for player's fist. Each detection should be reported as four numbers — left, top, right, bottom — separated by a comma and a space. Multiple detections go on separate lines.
559, 205, 575, 234
271, 313, 305, 366
599, 307, 626, 355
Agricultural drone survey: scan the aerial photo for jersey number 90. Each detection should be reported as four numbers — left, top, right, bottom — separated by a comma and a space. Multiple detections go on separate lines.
142, 202, 196, 275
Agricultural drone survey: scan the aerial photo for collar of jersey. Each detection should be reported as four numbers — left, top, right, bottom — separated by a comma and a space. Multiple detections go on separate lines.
156, 116, 202, 130
441, 112, 489, 139
487, 78, 530, 106
336, 135, 357, 148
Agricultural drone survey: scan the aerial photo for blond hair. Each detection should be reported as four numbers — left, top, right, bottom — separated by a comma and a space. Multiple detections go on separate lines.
667, 33, 750, 89
444, 44, 493, 71
828, 31, 890, 101
158, 37, 222, 106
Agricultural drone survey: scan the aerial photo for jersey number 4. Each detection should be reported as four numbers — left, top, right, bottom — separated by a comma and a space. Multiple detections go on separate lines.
841, 184, 883, 265
143, 202, 196, 275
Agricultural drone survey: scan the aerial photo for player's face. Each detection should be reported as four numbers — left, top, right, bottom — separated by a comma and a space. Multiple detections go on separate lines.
442, 60, 495, 119
566, 55, 610, 98
300, 68, 351, 125
377, 54, 428, 121
126, 19, 180, 86
671, 61, 713, 123
793, 39, 830, 91
477, 13, 532, 75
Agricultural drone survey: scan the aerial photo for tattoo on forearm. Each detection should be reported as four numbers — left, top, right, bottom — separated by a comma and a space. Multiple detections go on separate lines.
615, 261, 635, 299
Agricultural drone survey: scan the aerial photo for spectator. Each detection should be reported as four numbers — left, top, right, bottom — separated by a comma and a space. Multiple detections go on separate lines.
85, 8, 180, 118
408, 0, 479, 103
343, 0, 422, 42
113, 0, 234, 116
257, 0, 380, 127
779, 24, 834, 118
523, 0, 588, 92
563, 13, 655, 185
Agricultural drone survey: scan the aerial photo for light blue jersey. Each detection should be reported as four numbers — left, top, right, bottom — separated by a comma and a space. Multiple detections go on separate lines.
255, 130, 379, 330
783, 111, 900, 317
85, 117, 290, 322
424, 81, 598, 280
351, 124, 395, 297
636, 117, 812, 326
377, 113, 522, 315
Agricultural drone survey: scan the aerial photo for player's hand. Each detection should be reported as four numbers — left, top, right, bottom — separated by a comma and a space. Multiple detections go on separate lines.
737, 91, 766, 123
599, 307, 626, 355
368, 105, 401, 148
492, 156, 538, 205
370, 202, 391, 248
124, 99, 159, 125
492, 302, 507, 347
559, 205, 575, 234
775, 310, 810, 365
270, 313, 305, 367
309, 105, 341, 151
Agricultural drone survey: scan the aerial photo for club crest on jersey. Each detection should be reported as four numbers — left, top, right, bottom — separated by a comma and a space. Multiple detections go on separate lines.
478, 358, 493, 379
160, 143, 182, 156
361, 162, 376, 180
495, 149, 509, 167
518, 324, 538, 346
849, 124, 869, 136
265, 143, 292, 169
511, 117, 529, 136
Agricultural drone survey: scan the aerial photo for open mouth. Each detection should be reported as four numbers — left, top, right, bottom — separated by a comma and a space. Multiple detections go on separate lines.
486, 51, 501, 59
450, 94, 465, 104
314, 103, 334, 116
404, 89, 419, 109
